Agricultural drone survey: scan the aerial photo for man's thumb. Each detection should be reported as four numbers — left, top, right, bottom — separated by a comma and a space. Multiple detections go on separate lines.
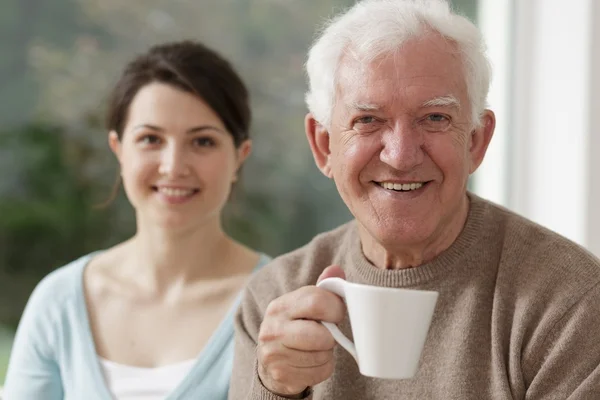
317, 264, 346, 284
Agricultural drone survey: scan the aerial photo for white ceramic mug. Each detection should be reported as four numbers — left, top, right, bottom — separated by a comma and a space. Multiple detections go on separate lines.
316, 277, 438, 379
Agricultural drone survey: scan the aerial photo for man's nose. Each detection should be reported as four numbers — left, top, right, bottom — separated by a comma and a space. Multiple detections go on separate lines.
379, 123, 425, 171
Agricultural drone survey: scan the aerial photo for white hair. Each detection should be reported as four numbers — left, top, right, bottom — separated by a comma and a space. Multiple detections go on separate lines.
305, 0, 492, 129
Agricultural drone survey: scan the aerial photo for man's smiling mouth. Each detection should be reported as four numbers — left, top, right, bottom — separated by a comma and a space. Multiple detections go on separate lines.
375, 181, 430, 192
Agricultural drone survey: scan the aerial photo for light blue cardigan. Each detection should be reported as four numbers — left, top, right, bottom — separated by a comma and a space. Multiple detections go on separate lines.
3, 252, 270, 400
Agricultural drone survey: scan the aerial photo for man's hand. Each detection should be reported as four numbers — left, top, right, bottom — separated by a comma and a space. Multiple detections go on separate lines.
257, 265, 346, 397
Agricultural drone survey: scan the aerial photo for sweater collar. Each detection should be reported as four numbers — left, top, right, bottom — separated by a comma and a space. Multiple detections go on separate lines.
344, 192, 489, 287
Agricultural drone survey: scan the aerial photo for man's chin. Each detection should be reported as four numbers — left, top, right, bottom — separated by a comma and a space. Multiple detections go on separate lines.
360, 217, 438, 247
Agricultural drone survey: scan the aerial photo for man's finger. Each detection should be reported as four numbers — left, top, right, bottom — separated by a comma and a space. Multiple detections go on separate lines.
317, 264, 346, 283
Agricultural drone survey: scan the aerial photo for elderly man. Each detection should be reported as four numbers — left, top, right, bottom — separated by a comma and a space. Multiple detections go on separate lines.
229, 0, 600, 399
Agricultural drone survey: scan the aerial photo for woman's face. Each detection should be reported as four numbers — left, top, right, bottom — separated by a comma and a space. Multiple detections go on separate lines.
109, 82, 251, 231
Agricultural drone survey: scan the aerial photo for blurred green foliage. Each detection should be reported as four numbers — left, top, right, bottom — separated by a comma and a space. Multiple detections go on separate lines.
0, 0, 108, 127
0, 123, 127, 328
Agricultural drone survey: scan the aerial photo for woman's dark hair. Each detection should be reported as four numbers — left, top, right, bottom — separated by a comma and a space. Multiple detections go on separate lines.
100, 41, 250, 207
106, 40, 251, 146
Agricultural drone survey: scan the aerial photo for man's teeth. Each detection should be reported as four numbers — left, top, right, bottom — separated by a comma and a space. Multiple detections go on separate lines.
380, 182, 424, 191
158, 187, 195, 197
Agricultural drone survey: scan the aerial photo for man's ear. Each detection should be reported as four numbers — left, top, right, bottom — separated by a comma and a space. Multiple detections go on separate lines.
305, 113, 333, 178
108, 131, 122, 163
469, 110, 495, 174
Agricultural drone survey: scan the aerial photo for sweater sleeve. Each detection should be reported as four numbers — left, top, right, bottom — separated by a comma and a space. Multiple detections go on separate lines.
3, 276, 64, 400
524, 281, 600, 399
229, 285, 312, 400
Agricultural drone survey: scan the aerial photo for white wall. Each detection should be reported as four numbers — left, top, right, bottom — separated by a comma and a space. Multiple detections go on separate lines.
476, 0, 600, 257
588, 0, 600, 257
473, 0, 511, 206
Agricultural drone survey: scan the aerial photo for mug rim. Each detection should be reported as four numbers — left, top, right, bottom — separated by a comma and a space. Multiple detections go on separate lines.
342, 280, 438, 295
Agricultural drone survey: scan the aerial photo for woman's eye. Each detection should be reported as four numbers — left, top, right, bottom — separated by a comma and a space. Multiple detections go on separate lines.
194, 137, 216, 147
140, 134, 161, 145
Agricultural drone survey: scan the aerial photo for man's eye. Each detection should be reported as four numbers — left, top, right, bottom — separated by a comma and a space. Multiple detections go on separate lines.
421, 114, 451, 132
355, 116, 377, 124
427, 114, 448, 122
194, 137, 216, 147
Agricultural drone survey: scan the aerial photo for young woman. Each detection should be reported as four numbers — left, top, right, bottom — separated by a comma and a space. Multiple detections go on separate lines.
4, 41, 270, 400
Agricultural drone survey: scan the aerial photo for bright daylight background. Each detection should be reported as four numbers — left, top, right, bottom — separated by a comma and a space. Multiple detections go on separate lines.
2, 0, 600, 393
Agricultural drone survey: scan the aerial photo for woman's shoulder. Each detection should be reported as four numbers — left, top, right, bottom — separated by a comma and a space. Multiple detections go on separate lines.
14, 252, 98, 349
27, 252, 97, 312
253, 253, 272, 272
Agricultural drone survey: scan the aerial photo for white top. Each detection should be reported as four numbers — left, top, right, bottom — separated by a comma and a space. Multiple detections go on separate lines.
99, 357, 196, 400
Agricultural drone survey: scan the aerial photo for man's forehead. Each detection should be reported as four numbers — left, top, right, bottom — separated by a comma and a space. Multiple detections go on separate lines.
336, 34, 466, 103
338, 76, 462, 109
336, 57, 465, 110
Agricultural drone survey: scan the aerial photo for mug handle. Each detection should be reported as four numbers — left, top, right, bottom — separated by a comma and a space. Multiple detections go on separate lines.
316, 277, 358, 363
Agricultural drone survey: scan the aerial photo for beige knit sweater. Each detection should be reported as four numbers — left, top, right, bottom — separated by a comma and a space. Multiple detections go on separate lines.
229, 194, 600, 399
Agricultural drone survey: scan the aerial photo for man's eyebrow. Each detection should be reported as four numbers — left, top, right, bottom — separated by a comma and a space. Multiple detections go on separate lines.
421, 95, 461, 109
349, 101, 381, 112
348, 96, 461, 112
